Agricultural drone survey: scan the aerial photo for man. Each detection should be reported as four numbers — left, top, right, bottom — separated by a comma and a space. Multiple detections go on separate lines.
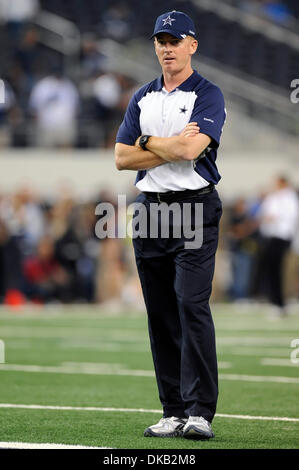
257, 175, 299, 315
29, 64, 79, 148
115, 10, 226, 440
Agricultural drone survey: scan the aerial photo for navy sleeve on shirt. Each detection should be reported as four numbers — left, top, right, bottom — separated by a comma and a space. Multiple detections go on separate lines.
190, 85, 226, 149
116, 92, 141, 146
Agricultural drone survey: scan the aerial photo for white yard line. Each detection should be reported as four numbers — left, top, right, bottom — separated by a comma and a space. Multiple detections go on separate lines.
0, 363, 155, 377
217, 337, 293, 346
0, 361, 232, 376
0, 363, 299, 384
219, 347, 291, 357
261, 358, 299, 367
218, 373, 299, 384
62, 361, 232, 370
1, 363, 298, 383
0, 441, 112, 449
215, 413, 299, 422
0, 403, 298, 423
0, 327, 148, 341
0, 327, 295, 345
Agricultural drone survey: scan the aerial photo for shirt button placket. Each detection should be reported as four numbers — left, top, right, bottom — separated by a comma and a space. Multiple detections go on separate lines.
161, 92, 167, 124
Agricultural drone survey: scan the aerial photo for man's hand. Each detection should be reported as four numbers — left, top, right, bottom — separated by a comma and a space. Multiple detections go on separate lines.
180, 122, 200, 138
145, 125, 211, 162
115, 142, 165, 171
131, 121, 209, 165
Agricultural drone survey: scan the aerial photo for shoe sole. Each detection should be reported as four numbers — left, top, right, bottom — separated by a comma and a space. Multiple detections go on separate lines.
183, 426, 214, 440
144, 429, 183, 438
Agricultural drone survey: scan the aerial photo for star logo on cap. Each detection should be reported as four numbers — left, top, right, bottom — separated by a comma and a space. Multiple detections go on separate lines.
162, 15, 176, 26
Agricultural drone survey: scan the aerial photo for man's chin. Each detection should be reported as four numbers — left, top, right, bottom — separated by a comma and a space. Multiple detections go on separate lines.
162, 63, 179, 73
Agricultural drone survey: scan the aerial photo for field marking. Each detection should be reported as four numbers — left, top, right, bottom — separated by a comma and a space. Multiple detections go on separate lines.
4, 339, 151, 353
0, 326, 148, 341
0, 360, 232, 377
62, 361, 232, 370
215, 413, 299, 422
0, 363, 155, 377
218, 347, 291, 357
0, 403, 298, 423
218, 373, 299, 384
0, 362, 298, 383
217, 337, 293, 346
1, 328, 293, 345
261, 358, 299, 367
3, 339, 293, 356
0, 441, 112, 449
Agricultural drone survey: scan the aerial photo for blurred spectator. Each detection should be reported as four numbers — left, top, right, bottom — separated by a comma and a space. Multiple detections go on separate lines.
261, 0, 294, 25
0, 186, 45, 254
23, 236, 71, 303
256, 176, 299, 314
54, 200, 99, 302
93, 73, 122, 111
238, 0, 264, 15
29, 65, 79, 148
0, 80, 17, 147
14, 27, 42, 89
99, 2, 134, 41
75, 202, 99, 302
0, 0, 39, 45
92, 72, 122, 146
47, 189, 75, 240
238, 0, 294, 25
80, 71, 135, 148
227, 197, 259, 300
94, 190, 125, 305
0, 217, 24, 303
80, 34, 107, 79
95, 237, 125, 305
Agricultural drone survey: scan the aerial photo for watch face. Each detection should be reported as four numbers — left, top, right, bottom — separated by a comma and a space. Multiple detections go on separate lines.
140, 135, 149, 149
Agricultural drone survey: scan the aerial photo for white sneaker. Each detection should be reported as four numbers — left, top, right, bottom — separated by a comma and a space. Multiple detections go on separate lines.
144, 416, 187, 438
183, 416, 214, 440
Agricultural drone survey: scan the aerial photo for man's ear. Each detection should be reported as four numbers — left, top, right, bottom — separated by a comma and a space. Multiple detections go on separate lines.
190, 39, 198, 55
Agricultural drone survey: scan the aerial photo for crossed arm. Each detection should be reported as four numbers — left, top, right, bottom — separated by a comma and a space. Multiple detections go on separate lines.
115, 123, 212, 171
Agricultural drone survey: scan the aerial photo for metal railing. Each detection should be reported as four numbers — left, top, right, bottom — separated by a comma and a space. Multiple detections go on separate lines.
191, 0, 299, 51
32, 10, 81, 76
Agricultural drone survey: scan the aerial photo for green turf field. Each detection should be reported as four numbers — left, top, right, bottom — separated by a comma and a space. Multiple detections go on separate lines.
0, 304, 298, 449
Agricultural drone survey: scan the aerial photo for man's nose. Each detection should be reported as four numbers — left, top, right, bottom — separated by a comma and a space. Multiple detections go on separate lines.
163, 42, 173, 52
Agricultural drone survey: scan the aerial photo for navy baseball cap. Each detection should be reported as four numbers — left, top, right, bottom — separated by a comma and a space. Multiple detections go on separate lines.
150, 10, 197, 39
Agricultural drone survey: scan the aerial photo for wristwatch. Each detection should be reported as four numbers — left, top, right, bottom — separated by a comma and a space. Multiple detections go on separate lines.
139, 135, 151, 150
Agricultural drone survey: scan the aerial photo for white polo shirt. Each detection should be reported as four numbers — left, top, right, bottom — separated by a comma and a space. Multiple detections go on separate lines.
259, 187, 299, 241
116, 70, 226, 192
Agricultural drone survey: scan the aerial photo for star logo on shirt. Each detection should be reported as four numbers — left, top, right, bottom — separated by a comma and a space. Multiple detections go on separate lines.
180, 106, 188, 114
162, 15, 176, 26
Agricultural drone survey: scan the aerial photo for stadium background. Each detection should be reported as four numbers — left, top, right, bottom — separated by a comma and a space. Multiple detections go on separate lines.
0, 0, 298, 451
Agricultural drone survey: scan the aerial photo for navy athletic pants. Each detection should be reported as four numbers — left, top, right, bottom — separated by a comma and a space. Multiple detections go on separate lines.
132, 189, 222, 422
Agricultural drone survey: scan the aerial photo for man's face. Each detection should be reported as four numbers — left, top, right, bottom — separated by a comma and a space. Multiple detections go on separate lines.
154, 33, 198, 74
